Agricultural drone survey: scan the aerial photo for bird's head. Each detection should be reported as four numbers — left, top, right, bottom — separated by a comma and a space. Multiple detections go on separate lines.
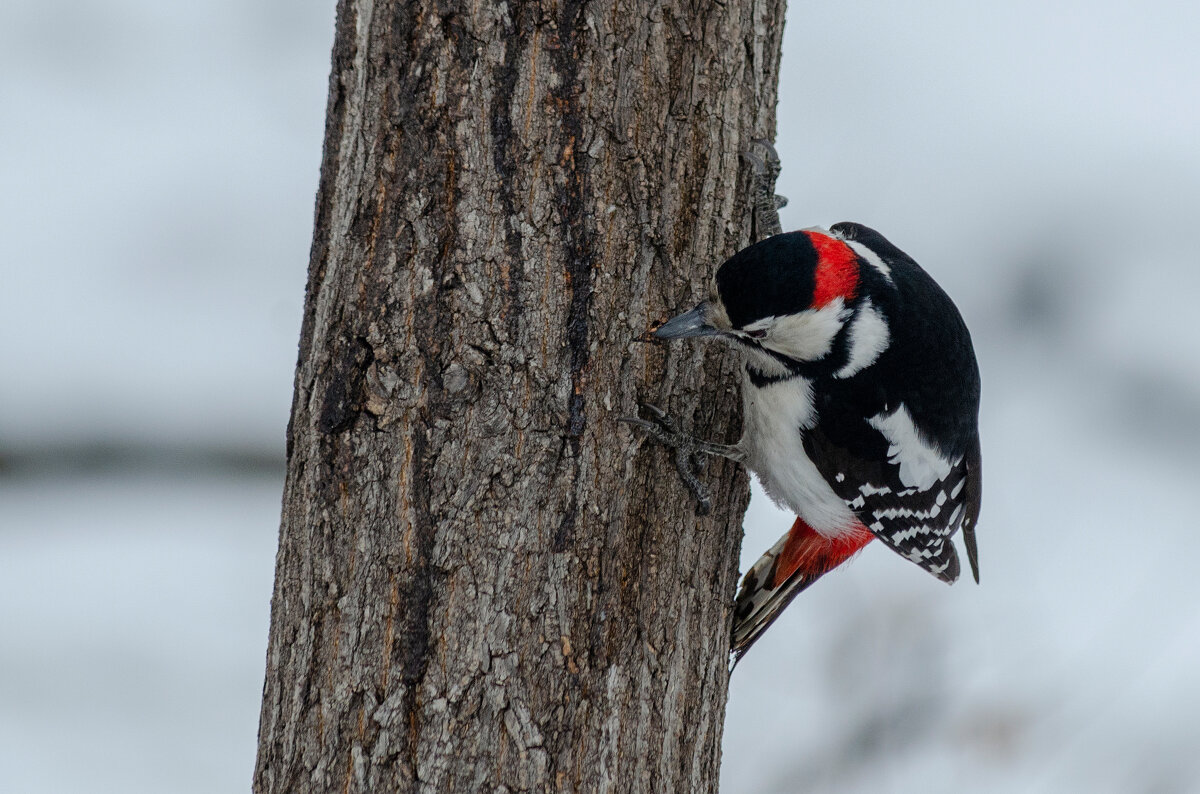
654, 226, 892, 379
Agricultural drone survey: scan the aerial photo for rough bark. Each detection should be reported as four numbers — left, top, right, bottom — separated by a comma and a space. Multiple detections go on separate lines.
255, 0, 785, 791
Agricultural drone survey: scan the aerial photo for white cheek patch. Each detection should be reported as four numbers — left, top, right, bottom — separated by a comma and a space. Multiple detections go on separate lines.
756, 299, 849, 362
867, 403, 957, 490
844, 240, 893, 283
835, 299, 890, 379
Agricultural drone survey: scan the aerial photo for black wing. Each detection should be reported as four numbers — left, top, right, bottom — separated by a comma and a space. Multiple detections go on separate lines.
804, 402, 981, 583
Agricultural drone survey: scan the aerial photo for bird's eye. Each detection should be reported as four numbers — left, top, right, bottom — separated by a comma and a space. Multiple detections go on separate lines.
746, 329, 767, 339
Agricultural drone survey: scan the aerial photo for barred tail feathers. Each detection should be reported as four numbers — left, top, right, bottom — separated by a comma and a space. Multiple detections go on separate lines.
731, 517, 873, 659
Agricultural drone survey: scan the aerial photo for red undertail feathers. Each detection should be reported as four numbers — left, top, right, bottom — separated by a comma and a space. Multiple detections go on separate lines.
731, 517, 873, 659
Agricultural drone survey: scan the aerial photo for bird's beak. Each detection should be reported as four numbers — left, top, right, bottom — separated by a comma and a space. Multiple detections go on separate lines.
652, 303, 722, 339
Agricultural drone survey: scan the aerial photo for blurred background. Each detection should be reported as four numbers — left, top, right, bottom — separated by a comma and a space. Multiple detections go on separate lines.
2, 1, 1198, 791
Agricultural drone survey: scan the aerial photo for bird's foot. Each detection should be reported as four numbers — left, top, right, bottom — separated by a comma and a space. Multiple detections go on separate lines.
619, 403, 716, 515
743, 139, 787, 241
744, 138, 782, 184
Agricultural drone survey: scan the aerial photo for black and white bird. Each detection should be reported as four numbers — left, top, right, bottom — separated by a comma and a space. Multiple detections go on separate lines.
640, 222, 982, 658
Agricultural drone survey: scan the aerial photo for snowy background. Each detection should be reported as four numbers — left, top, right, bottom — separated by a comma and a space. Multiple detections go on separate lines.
3, 1, 1199, 792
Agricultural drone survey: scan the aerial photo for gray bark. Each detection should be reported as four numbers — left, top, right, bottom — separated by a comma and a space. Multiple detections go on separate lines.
254, 0, 786, 791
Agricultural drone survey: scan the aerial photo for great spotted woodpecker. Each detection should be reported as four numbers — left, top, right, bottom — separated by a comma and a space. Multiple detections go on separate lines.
631, 215, 982, 659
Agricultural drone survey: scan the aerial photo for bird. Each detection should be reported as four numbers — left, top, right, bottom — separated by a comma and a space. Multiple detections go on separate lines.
631, 222, 982, 660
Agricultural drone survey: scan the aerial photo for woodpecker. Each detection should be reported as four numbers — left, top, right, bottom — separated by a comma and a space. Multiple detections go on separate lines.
633, 221, 982, 659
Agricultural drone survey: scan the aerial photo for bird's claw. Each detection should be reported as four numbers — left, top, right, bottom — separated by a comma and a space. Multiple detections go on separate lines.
619, 402, 713, 515
743, 139, 786, 241
744, 138, 782, 181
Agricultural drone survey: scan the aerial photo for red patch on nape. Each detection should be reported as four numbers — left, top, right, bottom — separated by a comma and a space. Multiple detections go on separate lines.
805, 231, 860, 308
771, 517, 873, 589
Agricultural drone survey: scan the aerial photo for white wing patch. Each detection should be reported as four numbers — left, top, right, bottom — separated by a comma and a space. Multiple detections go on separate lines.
867, 404, 958, 490
835, 298, 890, 379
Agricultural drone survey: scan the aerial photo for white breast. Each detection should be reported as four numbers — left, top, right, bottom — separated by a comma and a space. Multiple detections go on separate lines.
739, 373, 858, 537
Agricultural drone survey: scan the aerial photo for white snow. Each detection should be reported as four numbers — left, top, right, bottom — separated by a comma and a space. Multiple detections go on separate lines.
721, 2, 1200, 790
0, 472, 280, 794
3, 0, 1200, 792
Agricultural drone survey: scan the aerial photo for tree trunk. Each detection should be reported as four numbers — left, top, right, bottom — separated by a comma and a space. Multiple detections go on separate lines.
254, 0, 785, 791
